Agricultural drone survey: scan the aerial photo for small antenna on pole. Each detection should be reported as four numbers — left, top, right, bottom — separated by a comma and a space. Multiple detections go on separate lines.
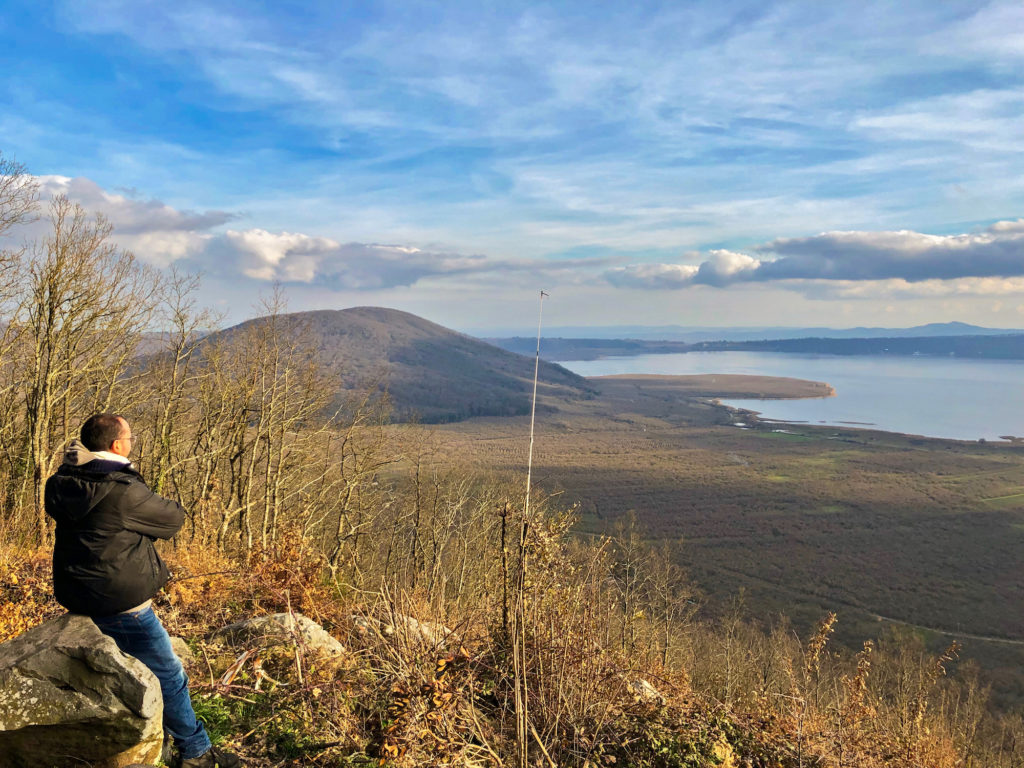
524, 290, 547, 519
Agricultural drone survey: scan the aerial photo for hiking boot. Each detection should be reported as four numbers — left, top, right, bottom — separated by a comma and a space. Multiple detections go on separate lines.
178, 747, 241, 768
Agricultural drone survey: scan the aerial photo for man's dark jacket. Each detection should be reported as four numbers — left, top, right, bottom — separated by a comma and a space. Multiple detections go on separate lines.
44, 440, 185, 617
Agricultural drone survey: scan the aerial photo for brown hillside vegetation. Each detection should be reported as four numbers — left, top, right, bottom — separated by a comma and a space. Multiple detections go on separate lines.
206, 307, 594, 422
5, 511, 1024, 768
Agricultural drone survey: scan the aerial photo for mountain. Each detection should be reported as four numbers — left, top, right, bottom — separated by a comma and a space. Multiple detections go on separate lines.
478, 321, 1022, 343
695, 333, 1024, 358
209, 307, 593, 422
486, 337, 691, 361
488, 329, 1024, 362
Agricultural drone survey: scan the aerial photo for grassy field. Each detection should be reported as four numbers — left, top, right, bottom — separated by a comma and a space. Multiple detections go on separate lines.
426, 374, 1024, 706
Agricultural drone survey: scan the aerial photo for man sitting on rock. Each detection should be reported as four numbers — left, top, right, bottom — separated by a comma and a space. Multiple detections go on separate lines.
45, 413, 240, 768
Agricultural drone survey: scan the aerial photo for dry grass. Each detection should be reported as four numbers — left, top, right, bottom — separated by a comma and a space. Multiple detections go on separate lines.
0, 546, 61, 643
5, 504, 1023, 767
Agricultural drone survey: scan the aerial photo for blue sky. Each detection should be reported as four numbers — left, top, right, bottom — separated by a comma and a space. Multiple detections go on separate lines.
2, 0, 1023, 331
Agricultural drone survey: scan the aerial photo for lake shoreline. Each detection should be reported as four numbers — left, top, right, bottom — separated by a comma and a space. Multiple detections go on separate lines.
566, 351, 1024, 443
585, 372, 984, 445
717, 402, 1023, 446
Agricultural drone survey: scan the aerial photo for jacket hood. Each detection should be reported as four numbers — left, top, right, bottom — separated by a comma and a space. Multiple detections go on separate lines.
63, 439, 131, 469
63, 438, 96, 466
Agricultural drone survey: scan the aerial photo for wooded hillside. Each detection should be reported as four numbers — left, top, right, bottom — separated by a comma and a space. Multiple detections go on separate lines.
210, 308, 594, 422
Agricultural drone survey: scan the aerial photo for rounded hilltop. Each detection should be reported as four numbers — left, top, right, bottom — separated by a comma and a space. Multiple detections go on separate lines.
206, 306, 594, 423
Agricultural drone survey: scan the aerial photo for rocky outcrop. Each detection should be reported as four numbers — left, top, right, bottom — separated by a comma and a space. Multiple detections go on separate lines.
0, 613, 163, 768
211, 612, 345, 657
351, 612, 461, 650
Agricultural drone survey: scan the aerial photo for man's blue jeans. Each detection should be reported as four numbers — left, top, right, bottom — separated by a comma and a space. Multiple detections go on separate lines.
92, 606, 212, 760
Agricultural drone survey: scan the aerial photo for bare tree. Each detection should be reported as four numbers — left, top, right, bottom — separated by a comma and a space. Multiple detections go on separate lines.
213, 293, 338, 551
324, 386, 396, 576
16, 197, 160, 540
132, 268, 220, 498
643, 543, 697, 667
610, 510, 651, 653
0, 154, 38, 543
0, 153, 38, 238
150, 288, 384, 556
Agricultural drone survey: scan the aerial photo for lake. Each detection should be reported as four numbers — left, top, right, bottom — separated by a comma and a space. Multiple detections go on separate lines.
561, 351, 1024, 442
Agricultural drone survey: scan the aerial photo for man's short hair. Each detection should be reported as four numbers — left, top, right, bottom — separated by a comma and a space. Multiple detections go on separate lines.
81, 413, 127, 452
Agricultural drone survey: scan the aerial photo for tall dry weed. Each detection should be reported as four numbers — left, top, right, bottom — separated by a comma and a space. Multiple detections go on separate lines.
0, 546, 59, 642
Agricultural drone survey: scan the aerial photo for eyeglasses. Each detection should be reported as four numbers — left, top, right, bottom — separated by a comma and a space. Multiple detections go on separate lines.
118, 435, 135, 444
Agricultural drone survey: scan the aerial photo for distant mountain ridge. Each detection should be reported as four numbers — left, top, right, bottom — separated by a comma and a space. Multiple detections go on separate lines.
209, 307, 593, 422
695, 333, 1024, 359
489, 332, 1024, 362
480, 321, 1022, 343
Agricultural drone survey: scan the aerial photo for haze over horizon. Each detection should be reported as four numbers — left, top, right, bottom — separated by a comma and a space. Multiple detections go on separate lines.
2, 1, 1023, 332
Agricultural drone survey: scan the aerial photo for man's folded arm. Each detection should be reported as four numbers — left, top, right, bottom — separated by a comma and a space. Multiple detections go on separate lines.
121, 481, 185, 539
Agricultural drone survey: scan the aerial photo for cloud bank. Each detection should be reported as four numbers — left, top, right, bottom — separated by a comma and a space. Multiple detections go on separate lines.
37, 176, 237, 234
607, 220, 1024, 293
197, 232, 503, 290
36, 176, 237, 266
24, 174, 1024, 301
29, 175, 569, 290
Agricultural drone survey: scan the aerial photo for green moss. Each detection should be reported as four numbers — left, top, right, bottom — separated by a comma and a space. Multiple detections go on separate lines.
191, 693, 234, 745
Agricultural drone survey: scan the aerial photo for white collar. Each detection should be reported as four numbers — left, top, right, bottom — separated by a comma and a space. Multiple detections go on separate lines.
92, 450, 131, 466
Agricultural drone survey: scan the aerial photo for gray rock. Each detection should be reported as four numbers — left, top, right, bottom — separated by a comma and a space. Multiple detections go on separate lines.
212, 612, 345, 657
350, 612, 462, 650
626, 676, 666, 706
170, 636, 194, 665
0, 613, 163, 767
385, 613, 460, 649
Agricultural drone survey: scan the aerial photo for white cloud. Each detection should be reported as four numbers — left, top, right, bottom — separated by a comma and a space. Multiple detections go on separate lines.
756, 222, 1024, 281
219, 229, 339, 280
195, 234, 509, 290
25, 175, 233, 267
803, 276, 1024, 300
16, 173, 617, 291
989, 218, 1024, 234
37, 176, 236, 234
14, 161, 1024, 310
606, 249, 762, 289
930, 2, 1024, 63
694, 249, 761, 286
852, 89, 1024, 153
606, 262, 699, 289
120, 231, 206, 265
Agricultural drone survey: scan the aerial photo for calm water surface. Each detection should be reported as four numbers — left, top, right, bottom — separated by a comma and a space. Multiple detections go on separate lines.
562, 352, 1024, 442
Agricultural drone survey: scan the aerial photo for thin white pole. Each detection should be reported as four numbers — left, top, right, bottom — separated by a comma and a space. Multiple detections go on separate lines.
515, 289, 546, 768
524, 290, 547, 519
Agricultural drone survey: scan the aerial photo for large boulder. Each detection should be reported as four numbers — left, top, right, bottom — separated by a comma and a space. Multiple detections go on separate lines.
211, 612, 345, 657
0, 614, 163, 768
